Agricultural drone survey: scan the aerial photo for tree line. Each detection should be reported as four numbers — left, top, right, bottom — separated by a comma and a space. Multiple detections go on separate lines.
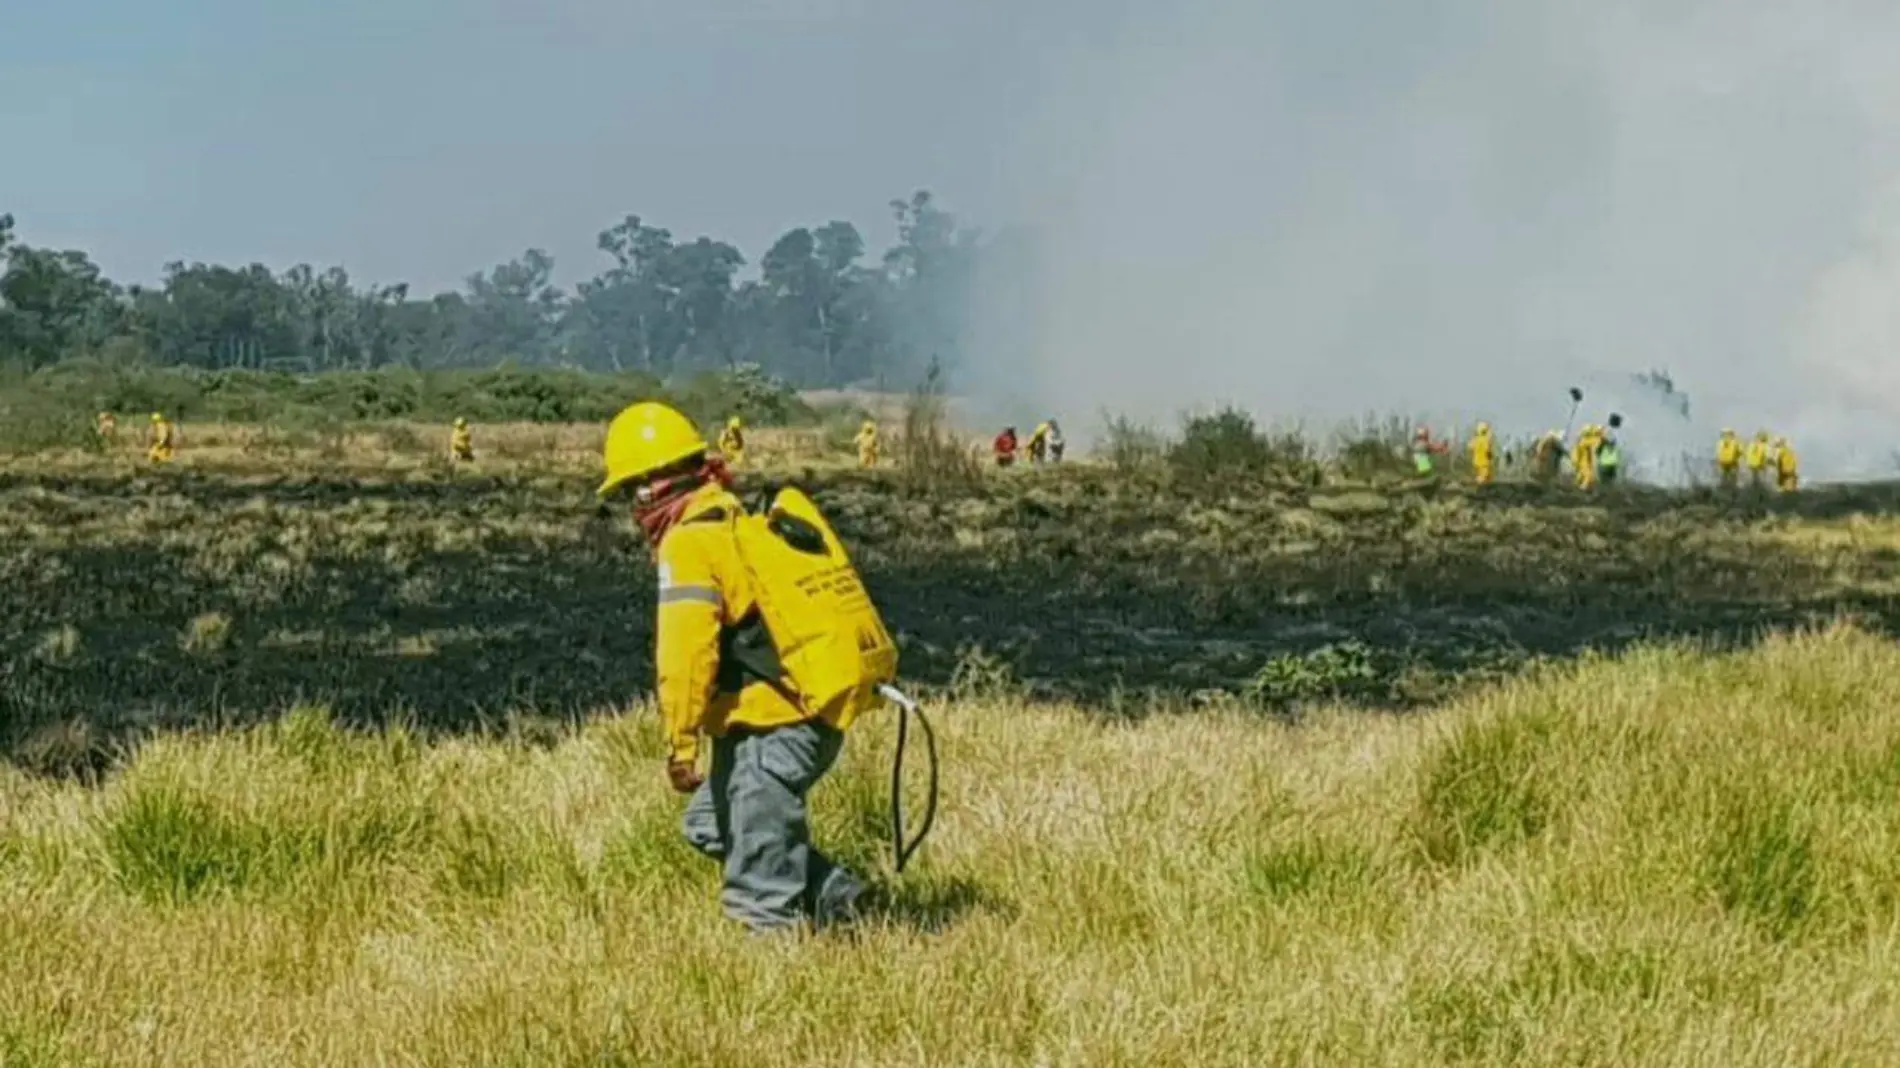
0, 191, 986, 388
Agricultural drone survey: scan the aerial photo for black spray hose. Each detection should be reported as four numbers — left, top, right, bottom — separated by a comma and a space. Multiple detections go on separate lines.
879, 683, 939, 874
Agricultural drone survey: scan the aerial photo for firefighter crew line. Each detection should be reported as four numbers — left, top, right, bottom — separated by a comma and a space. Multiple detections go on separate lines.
1405, 421, 1797, 492
85, 405, 1802, 492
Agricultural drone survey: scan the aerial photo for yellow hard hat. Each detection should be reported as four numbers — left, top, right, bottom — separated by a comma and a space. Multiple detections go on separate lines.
1757, 430, 1769, 440
1775, 436, 1789, 446
1476, 422, 1490, 434
151, 412, 163, 422
727, 415, 742, 429
599, 402, 708, 497
862, 419, 876, 431
453, 417, 467, 428
1721, 427, 1734, 435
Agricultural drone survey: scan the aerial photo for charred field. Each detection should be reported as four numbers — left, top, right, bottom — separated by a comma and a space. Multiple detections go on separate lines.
7, 431, 1900, 776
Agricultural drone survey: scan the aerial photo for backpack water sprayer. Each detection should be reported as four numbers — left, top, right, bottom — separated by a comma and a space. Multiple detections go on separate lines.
734, 485, 940, 874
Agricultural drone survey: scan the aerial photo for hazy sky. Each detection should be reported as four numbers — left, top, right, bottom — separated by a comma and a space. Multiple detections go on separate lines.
958, 0, 1900, 477
9, 1, 1900, 476
0, 0, 1128, 290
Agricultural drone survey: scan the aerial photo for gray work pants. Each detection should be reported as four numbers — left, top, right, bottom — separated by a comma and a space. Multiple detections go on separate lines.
682, 719, 863, 932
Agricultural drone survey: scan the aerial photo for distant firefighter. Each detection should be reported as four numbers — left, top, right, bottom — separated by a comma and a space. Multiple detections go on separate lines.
1572, 424, 1600, 490
1596, 425, 1622, 486
449, 417, 474, 462
1045, 420, 1065, 463
854, 419, 879, 468
993, 426, 1019, 468
1774, 437, 1799, 492
1468, 422, 1496, 485
1026, 422, 1052, 464
718, 416, 746, 467
1746, 431, 1771, 488
147, 413, 175, 463
1411, 427, 1448, 476
96, 411, 117, 441
1715, 428, 1742, 489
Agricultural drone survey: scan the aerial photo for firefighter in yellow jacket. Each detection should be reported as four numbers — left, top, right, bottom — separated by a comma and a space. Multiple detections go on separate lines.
147, 413, 175, 463
718, 415, 746, 468
599, 401, 865, 932
854, 419, 879, 468
1026, 422, 1052, 464
1468, 422, 1496, 485
1774, 437, 1799, 492
1715, 429, 1742, 489
1745, 431, 1771, 488
1572, 424, 1600, 490
448, 417, 474, 462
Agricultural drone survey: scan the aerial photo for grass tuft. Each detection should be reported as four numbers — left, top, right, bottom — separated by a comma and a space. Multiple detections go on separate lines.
1702, 784, 1821, 941
101, 784, 277, 904
1413, 708, 1559, 866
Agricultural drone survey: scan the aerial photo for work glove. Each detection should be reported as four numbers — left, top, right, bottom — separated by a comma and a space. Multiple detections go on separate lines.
667, 758, 704, 794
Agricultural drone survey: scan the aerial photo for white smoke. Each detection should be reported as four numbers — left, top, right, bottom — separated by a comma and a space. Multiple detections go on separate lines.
966, 0, 1900, 482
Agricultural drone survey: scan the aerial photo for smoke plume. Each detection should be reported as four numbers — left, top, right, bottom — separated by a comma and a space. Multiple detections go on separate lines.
967, 0, 1900, 482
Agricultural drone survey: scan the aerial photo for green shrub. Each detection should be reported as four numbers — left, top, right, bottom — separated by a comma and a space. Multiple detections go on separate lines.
1100, 411, 1166, 475
1169, 408, 1273, 479
0, 407, 103, 454
0, 363, 815, 441
1243, 642, 1384, 710
1168, 407, 1318, 482
670, 364, 814, 427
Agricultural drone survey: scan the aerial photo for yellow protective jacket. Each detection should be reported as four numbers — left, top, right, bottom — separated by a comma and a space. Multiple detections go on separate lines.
450, 427, 472, 456
1716, 436, 1741, 468
1745, 440, 1769, 471
1572, 434, 1598, 476
1468, 432, 1494, 468
653, 482, 812, 764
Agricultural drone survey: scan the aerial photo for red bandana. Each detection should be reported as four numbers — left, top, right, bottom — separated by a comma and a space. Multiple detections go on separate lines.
632, 457, 734, 545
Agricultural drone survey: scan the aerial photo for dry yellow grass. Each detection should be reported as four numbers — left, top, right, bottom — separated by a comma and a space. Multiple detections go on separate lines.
7, 420, 1900, 1064
3, 626, 1899, 1066
9, 421, 874, 480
